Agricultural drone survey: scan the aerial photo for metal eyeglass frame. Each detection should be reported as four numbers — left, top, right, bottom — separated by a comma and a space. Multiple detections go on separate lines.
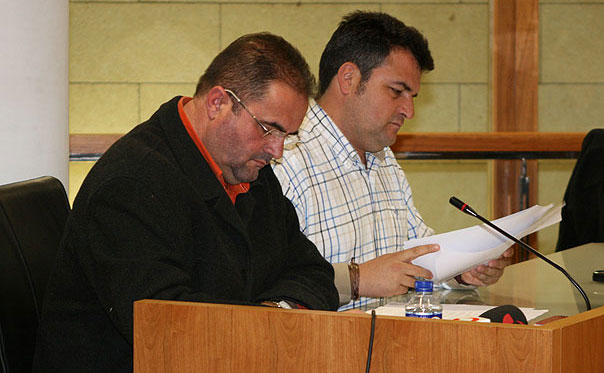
224, 88, 288, 139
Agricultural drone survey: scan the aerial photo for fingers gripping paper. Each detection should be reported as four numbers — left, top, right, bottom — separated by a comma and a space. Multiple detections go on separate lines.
407, 203, 563, 283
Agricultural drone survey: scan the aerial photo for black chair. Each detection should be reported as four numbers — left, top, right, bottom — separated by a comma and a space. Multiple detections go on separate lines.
0, 176, 70, 373
556, 129, 604, 251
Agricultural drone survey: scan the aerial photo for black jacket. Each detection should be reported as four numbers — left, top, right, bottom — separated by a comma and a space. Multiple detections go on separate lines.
556, 128, 604, 251
33, 97, 338, 372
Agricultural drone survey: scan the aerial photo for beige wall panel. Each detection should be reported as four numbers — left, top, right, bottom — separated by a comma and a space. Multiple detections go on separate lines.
221, 4, 379, 79
143, 0, 215, 2
540, 0, 604, 3
219, 0, 467, 2
401, 160, 489, 234
537, 159, 575, 254
539, 84, 604, 132
541, 4, 604, 83
382, 4, 488, 84
460, 83, 489, 132
165, 0, 374, 3
70, 83, 139, 134
140, 83, 197, 123
402, 83, 458, 133
140, 0, 487, 3
71, 0, 135, 2
70, 3, 219, 83
68, 161, 96, 204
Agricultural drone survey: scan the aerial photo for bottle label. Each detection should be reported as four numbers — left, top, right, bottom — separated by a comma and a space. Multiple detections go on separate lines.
405, 312, 443, 319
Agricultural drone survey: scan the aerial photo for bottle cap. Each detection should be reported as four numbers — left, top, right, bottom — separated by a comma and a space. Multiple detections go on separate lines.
414, 280, 433, 292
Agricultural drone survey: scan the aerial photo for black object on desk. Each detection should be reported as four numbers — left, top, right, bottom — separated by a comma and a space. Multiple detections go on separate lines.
594, 270, 604, 282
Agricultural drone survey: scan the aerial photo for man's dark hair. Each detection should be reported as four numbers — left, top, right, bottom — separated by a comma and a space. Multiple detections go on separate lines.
195, 33, 315, 112
318, 11, 434, 97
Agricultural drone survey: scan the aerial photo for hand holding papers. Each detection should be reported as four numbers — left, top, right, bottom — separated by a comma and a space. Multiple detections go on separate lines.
406, 203, 563, 283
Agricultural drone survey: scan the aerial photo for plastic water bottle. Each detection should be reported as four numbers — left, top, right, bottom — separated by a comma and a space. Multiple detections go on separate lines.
405, 280, 443, 319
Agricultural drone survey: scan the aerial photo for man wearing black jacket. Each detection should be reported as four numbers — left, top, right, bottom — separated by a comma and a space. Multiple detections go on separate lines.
34, 33, 339, 372
557, 128, 604, 251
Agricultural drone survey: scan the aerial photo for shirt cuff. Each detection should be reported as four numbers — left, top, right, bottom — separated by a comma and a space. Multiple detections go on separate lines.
333, 262, 352, 306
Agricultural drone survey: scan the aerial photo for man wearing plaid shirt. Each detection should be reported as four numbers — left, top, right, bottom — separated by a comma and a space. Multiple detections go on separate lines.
273, 11, 512, 310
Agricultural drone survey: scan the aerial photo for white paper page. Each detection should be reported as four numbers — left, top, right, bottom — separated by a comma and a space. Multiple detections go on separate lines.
406, 203, 563, 283
370, 302, 548, 321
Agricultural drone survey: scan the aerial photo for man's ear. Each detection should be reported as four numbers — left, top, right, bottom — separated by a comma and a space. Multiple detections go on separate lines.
336, 62, 361, 96
205, 86, 230, 120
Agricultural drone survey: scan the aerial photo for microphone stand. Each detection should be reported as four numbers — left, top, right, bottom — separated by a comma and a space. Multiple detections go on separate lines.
449, 196, 591, 311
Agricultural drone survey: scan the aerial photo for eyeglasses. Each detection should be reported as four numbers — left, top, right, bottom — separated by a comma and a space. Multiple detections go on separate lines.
224, 89, 288, 139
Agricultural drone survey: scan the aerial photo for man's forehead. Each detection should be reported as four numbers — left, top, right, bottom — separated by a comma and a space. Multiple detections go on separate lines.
250, 84, 307, 130
376, 51, 421, 87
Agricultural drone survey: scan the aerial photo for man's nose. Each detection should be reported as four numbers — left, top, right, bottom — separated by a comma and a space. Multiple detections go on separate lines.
398, 97, 415, 120
263, 135, 284, 160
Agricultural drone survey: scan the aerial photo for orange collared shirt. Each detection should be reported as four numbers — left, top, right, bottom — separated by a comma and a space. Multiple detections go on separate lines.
178, 96, 250, 204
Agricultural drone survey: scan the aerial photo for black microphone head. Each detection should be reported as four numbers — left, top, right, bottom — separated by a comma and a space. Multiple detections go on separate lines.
449, 196, 465, 210
449, 196, 477, 216
479, 305, 527, 325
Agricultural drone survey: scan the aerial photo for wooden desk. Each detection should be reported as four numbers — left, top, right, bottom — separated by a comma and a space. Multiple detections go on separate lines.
134, 301, 604, 372
479, 243, 604, 319
134, 244, 604, 372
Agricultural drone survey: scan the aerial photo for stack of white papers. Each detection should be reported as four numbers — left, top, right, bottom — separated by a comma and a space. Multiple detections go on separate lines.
370, 303, 548, 321
406, 203, 563, 283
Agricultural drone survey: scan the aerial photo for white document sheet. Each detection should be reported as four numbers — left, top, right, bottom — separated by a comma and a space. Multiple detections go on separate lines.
406, 203, 563, 283
370, 303, 549, 322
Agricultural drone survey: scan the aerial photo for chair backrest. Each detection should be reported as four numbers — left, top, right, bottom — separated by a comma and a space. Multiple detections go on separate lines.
0, 176, 70, 373
556, 128, 604, 251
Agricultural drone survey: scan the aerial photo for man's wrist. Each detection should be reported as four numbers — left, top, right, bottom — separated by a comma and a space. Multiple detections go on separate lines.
261, 300, 292, 309
260, 300, 309, 309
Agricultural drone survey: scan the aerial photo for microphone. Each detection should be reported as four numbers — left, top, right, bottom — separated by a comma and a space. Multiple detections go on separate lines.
449, 196, 591, 311
479, 305, 528, 324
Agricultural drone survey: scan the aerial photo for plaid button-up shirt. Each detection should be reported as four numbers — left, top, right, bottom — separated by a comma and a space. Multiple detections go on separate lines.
273, 100, 433, 310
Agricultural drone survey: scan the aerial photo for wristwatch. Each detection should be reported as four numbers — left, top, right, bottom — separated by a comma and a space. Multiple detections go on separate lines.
261, 300, 292, 309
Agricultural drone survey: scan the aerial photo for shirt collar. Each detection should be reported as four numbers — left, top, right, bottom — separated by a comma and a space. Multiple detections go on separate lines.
178, 96, 250, 203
